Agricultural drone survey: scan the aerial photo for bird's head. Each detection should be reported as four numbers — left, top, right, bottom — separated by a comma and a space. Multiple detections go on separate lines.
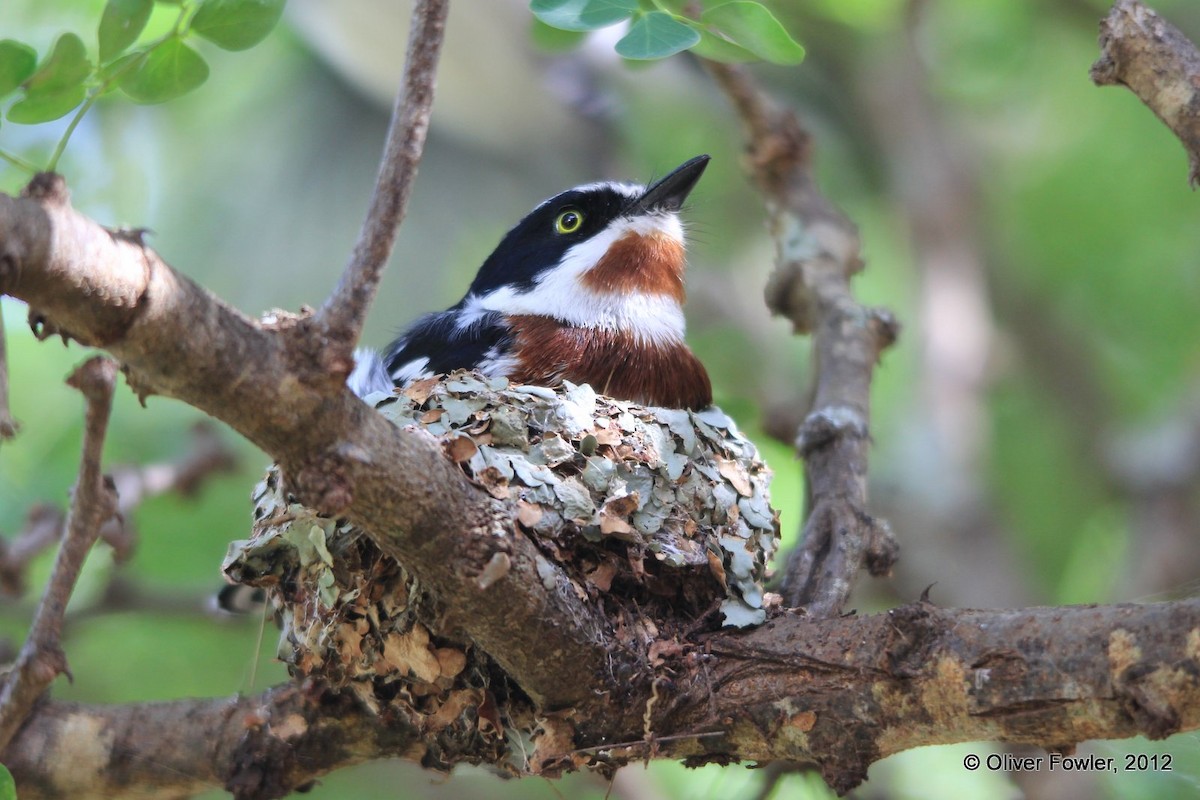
460, 155, 710, 344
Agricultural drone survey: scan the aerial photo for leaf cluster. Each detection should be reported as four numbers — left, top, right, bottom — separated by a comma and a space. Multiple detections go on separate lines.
0, 0, 285, 171
530, 0, 804, 64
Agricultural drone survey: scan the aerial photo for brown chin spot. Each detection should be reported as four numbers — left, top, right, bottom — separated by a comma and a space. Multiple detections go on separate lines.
580, 232, 686, 302
506, 316, 712, 411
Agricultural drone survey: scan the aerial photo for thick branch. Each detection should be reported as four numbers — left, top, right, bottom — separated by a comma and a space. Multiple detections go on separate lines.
313, 0, 449, 367
1091, 0, 1200, 187
1, 683, 412, 800
705, 63, 899, 615
0, 178, 620, 710
6, 599, 1198, 798
674, 599, 1200, 792
0, 356, 119, 750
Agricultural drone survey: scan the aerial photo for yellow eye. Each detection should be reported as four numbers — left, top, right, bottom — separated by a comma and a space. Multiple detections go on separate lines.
554, 209, 584, 234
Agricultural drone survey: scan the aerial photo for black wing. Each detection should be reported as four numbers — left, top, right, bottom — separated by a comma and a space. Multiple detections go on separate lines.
382, 307, 514, 384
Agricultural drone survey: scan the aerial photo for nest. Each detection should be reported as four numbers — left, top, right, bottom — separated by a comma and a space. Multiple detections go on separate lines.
223, 372, 778, 746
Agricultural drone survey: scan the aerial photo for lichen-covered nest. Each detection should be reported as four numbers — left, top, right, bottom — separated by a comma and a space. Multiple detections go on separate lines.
223, 371, 778, 738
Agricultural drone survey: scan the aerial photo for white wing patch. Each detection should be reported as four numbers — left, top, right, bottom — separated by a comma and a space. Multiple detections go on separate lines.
390, 356, 433, 384
476, 345, 519, 378
348, 348, 393, 398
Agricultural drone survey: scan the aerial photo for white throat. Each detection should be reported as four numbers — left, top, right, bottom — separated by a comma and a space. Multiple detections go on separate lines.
459, 213, 688, 346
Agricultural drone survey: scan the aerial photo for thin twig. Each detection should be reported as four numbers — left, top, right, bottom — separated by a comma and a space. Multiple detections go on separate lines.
100, 421, 239, 562
0, 303, 16, 441
1091, 0, 1200, 187
0, 423, 237, 595
0, 505, 64, 597
704, 62, 899, 616
313, 0, 450, 374
0, 356, 119, 750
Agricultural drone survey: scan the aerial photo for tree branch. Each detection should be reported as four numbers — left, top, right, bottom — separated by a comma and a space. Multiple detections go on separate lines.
5, 599, 1198, 798
312, 0, 449, 371
0, 356, 119, 750
0, 301, 16, 440
1, 682, 413, 800
1091, 0, 1200, 187
0, 176, 621, 711
703, 63, 899, 615
0, 423, 235, 596
0, 504, 63, 597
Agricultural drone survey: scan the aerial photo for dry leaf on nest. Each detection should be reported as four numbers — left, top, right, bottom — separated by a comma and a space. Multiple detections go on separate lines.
516, 500, 543, 527
402, 376, 441, 404
585, 559, 618, 591
426, 688, 482, 732
707, 550, 728, 589
716, 458, 753, 497
445, 435, 479, 463
435, 647, 468, 680
648, 638, 685, 667
381, 624, 441, 684
475, 466, 510, 499
532, 715, 578, 774
477, 691, 503, 738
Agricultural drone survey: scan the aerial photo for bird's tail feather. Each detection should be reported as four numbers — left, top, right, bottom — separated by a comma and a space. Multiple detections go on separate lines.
347, 348, 393, 398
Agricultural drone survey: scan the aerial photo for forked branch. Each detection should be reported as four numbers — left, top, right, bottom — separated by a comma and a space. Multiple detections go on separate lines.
0, 356, 119, 750
704, 62, 899, 615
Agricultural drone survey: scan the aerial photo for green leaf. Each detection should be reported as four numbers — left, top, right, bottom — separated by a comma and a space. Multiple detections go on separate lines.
0, 763, 14, 800
191, 0, 287, 51
99, 0, 154, 62
0, 40, 38, 99
530, 0, 639, 32
614, 11, 699, 60
119, 37, 208, 104
26, 33, 91, 94
689, 29, 758, 63
701, 1, 805, 65
7, 83, 86, 123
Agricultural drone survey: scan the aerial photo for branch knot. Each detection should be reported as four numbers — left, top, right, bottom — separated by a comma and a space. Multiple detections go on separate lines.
795, 405, 868, 457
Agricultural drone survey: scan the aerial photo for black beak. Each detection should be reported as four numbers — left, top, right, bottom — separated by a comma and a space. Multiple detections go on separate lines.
635, 154, 710, 213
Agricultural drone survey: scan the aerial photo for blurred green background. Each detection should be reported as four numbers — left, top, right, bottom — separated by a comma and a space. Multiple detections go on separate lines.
3, 0, 1200, 798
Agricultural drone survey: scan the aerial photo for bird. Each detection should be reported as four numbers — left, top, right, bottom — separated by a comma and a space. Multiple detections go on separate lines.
348, 154, 713, 410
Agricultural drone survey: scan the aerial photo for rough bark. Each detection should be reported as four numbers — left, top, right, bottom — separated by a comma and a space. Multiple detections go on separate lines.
2, 1, 1199, 796
704, 62, 899, 616
2, 683, 414, 799
1091, 0, 1200, 186
3, 600, 1198, 798
0, 175, 623, 712
0, 357, 119, 750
